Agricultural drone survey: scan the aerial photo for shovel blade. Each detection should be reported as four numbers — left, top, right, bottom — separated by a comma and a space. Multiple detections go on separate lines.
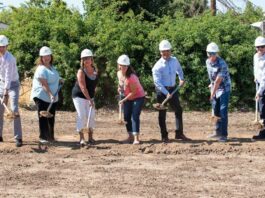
40, 111, 54, 118
153, 103, 167, 110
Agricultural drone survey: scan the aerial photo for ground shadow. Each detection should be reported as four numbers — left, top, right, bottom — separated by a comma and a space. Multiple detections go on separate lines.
94, 139, 121, 145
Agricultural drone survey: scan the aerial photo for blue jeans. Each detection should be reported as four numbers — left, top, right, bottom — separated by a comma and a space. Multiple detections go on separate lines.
212, 91, 230, 137
123, 97, 144, 135
0, 81, 23, 139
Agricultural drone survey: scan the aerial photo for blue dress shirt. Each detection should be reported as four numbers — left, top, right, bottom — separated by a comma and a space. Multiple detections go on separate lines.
152, 56, 184, 95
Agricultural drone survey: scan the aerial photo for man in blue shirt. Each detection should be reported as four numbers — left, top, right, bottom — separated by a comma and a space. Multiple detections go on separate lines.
206, 42, 231, 142
152, 40, 191, 142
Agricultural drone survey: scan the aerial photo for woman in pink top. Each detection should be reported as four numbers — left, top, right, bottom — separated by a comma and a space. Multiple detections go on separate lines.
118, 55, 145, 144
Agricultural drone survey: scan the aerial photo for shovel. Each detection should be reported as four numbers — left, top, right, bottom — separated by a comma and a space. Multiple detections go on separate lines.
39, 84, 63, 118
86, 104, 93, 130
252, 82, 262, 126
117, 93, 127, 124
153, 86, 180, 110
211, 108, 221, 121
0, 96, 18, 119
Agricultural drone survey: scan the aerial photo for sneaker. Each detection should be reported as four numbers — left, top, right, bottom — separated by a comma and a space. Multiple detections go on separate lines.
175, 134, 191, 141
218, 136, 228, 142
133, 140, 140, 145
207, 133, 221, 139
0, 136, 3, 142
16, 139, 23, 147
80, 139, 87, 146
39, 139, 49, 144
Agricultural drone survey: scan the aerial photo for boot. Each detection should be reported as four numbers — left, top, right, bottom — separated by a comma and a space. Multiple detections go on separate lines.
252, 128, 265, 140
88, 128, 96, 144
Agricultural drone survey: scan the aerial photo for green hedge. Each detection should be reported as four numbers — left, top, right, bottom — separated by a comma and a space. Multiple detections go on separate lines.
0, 0, 263, 110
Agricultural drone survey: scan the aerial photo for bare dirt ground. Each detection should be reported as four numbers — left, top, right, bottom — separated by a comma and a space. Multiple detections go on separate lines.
0, 108, 265, 198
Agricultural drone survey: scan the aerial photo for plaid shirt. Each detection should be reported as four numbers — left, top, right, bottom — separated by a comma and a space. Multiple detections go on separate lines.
206, 56, 231, 93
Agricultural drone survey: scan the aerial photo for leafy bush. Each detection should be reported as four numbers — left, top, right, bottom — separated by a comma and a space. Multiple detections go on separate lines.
0, 0, 263, 110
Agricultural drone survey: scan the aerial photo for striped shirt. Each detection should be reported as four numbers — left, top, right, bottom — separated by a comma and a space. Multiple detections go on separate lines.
0, 51, 19, 90
206, 56, 231, 94
254, 53, 265, 95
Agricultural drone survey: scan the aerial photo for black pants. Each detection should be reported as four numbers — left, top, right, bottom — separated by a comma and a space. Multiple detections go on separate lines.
156, 88, 183, 139
34, 98, 57, 141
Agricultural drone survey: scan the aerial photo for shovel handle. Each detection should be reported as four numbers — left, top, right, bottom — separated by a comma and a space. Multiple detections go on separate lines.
46, 83, 63, 113
0, 97, 11, 114
161, 86, 180, 106
86, 105, 93, 129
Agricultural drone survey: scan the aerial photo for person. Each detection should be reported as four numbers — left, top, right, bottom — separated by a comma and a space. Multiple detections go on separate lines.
152, 40, 190, 143
31, 46, 62, 144
118, 54, 145, 144
72, 49, 98, 146
117, 64, 125, 122
0, 35, 23, 147
206, 42, 231, 142
252, 36, 265, 140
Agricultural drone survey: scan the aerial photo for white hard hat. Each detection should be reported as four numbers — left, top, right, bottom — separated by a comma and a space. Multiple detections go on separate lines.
39, 46, 52, 56
0, 35, 8, 46
117, 54, 130, 66
159, 40, 172, 51
255, 36, 265, 47
81, 49, 93, 58
206, 42, 219, 52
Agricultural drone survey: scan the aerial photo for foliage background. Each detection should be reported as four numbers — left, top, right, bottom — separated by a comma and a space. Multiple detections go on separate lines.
0, 0, 263, 110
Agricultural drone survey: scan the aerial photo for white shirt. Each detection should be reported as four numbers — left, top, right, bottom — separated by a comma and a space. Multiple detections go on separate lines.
0, 51, 19, 90
254, 53, 265, 95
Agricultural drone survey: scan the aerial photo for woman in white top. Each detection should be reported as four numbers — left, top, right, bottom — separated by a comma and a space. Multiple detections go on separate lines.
31, 46, 62, 143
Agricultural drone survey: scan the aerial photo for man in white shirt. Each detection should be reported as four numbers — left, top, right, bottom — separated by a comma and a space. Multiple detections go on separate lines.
152, 40, 191, 142
253, 36, 265, 140
0, 35, 23, 147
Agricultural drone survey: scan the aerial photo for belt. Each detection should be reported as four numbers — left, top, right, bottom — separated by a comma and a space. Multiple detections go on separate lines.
165, 86, 176, 90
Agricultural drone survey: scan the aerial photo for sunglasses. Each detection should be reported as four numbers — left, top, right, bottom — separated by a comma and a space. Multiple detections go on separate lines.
257, 45, 265, 49
208, 52, 217, 56
82, 56, 92, 60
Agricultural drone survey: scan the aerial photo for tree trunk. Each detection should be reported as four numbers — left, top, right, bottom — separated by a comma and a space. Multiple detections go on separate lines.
210, 0, 216, 16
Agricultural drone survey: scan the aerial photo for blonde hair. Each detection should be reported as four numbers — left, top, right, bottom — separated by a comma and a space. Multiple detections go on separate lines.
80, 57, 98, 73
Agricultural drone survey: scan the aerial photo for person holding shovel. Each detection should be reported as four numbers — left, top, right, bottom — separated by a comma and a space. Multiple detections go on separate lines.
206, 42, 231, 142
117, 64, 125, 123
72, 49, 98, 146
152, 40, 190, 143
31, 46, 62, 144
118, 54, 145, 145
252, 36, 265, 140
0, 35, 23, 147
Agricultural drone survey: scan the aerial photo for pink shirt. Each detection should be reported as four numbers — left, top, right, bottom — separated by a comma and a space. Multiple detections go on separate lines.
124, 74, 145, 100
